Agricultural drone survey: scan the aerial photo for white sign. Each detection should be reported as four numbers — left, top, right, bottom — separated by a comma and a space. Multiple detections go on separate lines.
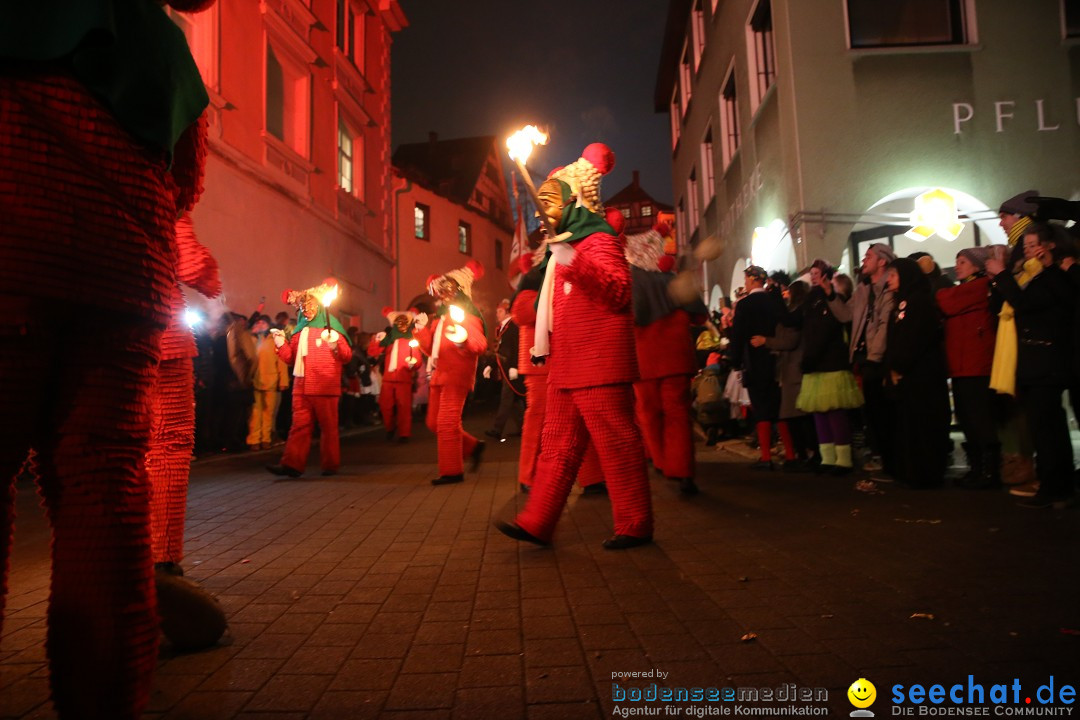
953, 98, 1080, 134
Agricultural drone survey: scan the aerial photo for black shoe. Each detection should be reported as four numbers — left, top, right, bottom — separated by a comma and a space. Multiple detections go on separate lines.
431, 474, 464, 486
494, 520, 550, 546
155, 561, 184, 577
814, 463, 834, 475
470, 441, 486, 472
519, 483, 530, 494
398, 436, 410, 444
266, 464, 302, 478
484, 429, 503, 440
678, 477, 699, 495
321, 469, 337, 477
602, 534, 653, 550
386, 430, 395, 441
782, 460, 806, 474
581, 482, 608, 496
749, 460, 774, 472
155, 573, 227, 652
1018, 493, 1054, 509
830, 465, 854, 476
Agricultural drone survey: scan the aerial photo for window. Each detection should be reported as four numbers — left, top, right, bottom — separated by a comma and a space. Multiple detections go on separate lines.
1065, 0, 1080, 38
336, 0, 366, 72
746, 0, 776, 111
687, 169, 699, 233
670, 87, 682, 149
337, 120, 353, 193
642, 205, 653, 218
691, 0, 706, 71
847, 0, 968, 48
620, 208, 631, 218
166, 5, 219, 90
719, 64, 740, 169
679, 42, 693, 115
677, 199, 687, 248
414, 203, 430, 240
701, 127, 715, 203
458, 221, 472, 255
495, 239, 504, 270
710, 0, 719, 14
265, 42, 311, 156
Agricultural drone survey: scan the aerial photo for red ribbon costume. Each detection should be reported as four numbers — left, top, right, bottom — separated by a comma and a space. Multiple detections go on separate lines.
414, 262, 488, 483
507, 144, 653, 549
0, 2, 214, 715
368, 307, 422, 440
149, 215, 221, 567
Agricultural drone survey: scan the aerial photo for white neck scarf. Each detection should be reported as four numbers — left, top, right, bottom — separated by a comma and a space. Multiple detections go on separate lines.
530, 260, 558, 358
427, 317, 445, 373
294, 326, 310, 377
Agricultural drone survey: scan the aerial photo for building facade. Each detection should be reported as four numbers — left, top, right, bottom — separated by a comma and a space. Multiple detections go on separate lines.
170, 0, 406, 329
391, 134, 514, 325
657, 0, 1080, 308
605, 170, 676, 236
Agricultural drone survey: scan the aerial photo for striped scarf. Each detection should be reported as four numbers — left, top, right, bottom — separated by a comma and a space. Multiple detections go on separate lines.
1006, 216, 1033, 247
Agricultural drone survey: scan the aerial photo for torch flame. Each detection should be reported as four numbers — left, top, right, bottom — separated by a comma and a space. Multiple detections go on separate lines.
506, 125, 548, 165
408, 339, 420, 348
448, 305, 466, 324
320, 284, 339, 308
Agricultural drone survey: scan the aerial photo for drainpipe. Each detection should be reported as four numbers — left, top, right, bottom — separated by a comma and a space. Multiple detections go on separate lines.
391, 175, 412, 308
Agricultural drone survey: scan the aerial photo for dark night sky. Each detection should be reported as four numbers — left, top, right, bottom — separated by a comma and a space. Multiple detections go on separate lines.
391, 0, 674, 205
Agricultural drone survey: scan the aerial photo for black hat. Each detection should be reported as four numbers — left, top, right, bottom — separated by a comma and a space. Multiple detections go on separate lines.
744, 265, 767, 281
999, 190, 1039, 217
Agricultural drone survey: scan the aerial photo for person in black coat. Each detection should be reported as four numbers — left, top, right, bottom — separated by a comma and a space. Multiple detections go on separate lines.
485, 298, 526, 440
986, 223, 1075, 508
730, 265, 790, 469
883, 258, 952, 488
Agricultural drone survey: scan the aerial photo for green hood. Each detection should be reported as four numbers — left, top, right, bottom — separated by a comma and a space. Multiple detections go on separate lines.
294, 307, 353, 346
553, 179, 615, 242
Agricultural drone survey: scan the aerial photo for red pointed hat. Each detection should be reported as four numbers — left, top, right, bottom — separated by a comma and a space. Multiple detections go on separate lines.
581, 143, 615, 175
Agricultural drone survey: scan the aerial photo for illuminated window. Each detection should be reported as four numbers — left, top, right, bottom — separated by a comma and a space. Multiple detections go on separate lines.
414, 203, 430, 240
495, 239, 504, 270
670, 87, 682, 149
687, 169, 699, 233
265, 42, 311, 157
1065, 0, 1080, 37
621, 208, 631, 218
701, 127, 715, 202
679, 42, 693, 114
336, 0, 366, 72
691, 0, 706, 71
746, 0, 776, 112
642, 205, 653, 218
847, 0, 968, 48
458, 221, 472, 255
719, 64, 740, 169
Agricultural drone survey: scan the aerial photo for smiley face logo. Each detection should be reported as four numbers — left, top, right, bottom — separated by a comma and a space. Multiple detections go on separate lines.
848, 678, 877, 710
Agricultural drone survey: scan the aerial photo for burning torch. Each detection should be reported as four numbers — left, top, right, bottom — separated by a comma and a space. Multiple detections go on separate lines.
506, 125, 558, 240
319, 282, 340, 344
444, 304, 468, 344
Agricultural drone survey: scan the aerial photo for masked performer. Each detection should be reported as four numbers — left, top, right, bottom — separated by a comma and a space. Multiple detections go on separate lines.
1, 1, 214, 715
369, 307, 422, 442
148, 214, 227, 652
496, 143, 653, 550
626, 223, 707, 496
267, 282, 353, 478
414, 262, 489, 485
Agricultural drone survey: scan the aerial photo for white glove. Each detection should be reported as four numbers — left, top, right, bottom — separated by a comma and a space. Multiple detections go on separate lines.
270, 328, 286, 348
508, 367, 519, 380
375, 331, 387, 342
414, 312, 429, 329
549, 242, 576, 266
483, 365, 492, 379
321, 329, 340, 344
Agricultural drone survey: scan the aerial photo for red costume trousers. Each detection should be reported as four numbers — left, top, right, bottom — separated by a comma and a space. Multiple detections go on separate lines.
516, 384, 652, 541
427, 385, 478, 476
0, 307, 162, 719
281, 395, 340, 473
148, 356, 194, 565
520, 376, 603, 488
380, 380, 413, 438
634, 375, 695, 479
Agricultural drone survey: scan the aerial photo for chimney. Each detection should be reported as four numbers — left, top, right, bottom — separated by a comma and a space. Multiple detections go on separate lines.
632, 170, 640, 188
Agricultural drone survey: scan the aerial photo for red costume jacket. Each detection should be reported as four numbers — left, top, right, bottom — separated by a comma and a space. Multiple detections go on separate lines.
634, 309, 697, 380
548, 232, 638, 389
277, 329, 352, 396
936, 276, 996, 378
367, 335, 420, 383
415, 312, 487, 390
511, 289, 547, 377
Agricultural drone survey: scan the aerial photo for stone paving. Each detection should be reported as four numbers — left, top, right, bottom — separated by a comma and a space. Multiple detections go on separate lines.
3, 414, 1080, 719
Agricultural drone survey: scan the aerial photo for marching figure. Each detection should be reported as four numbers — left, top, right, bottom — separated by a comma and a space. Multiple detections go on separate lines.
414, 261, 489, 485
368, 306, 422, 442
496, 143, 654, 550
625, 221, 708, 495
267, 281, 353, 478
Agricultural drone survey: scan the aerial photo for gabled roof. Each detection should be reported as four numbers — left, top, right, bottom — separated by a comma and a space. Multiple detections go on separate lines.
392, 135, 498, 207
605, 174, 675, 212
